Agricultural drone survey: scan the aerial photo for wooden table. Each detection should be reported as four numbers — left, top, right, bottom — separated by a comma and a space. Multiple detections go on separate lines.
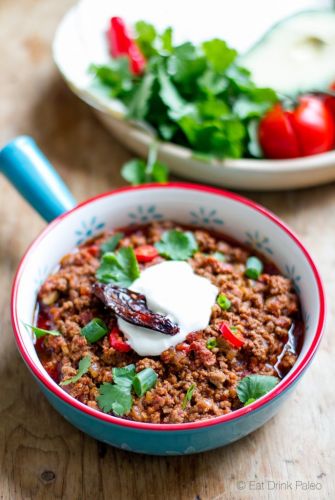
0, 1, 333, 498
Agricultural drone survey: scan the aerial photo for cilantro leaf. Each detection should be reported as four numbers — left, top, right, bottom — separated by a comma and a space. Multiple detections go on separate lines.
127, 72, 155, 120
100, 232, 124, 254
155, 230, 198, 260
202, 39, 237, 73
25, 323, 60, 339
90, 21, 278, 162
182, 383, 196, 410
237, 375, 279, 406
97, 383, 133, 416
121, 159, 147, 185
134, 21, 157, 58
96, 247, 140, 286
112, 364, 136, 388
60, 356, 91, 386
121, 142, 169, 185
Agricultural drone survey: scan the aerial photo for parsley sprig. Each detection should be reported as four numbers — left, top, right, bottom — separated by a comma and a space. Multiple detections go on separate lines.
155, 229, 198, 260
236, 374, 279, 406
97, 364, 158, 416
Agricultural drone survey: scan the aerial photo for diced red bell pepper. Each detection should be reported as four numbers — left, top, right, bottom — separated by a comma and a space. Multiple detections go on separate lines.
107, 16, 146, 75
219, 323, 245, 348
109, 326, 131, 352
134, 245, 159, 263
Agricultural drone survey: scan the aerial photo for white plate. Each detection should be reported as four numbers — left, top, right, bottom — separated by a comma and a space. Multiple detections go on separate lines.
53, 0, 335, 190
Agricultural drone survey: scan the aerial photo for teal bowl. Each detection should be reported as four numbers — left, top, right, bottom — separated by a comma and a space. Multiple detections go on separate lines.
2, 137, 325, 455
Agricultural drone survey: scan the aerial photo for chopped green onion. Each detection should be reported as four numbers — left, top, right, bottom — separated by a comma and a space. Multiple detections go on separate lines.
217, 293, 231, 310
81, 318, 108, 343
182, 384, 196, 410
133, 367, 158, 397
230, 326, 238, 333
206, 338, 218, 350
212, 251, 225, 262
245, 256, 263, 279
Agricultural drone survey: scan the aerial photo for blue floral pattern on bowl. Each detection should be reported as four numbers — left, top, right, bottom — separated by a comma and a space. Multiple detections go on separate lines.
285, 264, 301, 294
128, 205, 163, 224
75, 217, 105, 245
245, 230, 273, 255
190, 207, 224, 226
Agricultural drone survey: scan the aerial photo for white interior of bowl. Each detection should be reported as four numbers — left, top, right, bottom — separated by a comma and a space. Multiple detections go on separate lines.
15, 186, 320, 388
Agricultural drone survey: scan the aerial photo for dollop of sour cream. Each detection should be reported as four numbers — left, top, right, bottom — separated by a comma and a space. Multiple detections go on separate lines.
117, 261, 218, 356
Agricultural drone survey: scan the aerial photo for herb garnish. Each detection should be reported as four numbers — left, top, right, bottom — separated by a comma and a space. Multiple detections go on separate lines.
24, 323, 60, 339
236, 374, 279, 406
212, 251, 225, 262
100, 232, 124, 254
97, 364, 158, 416
121, 142, 169, 185
96, 247, 140, 286
81, 318, 108, 343
60, 355, 91, 386
206, 338, 218, 350
217, 294, 231, 311
155, 230, 198, 260
90, 22, 278, 160
98, 384, 133, 416
182, 384, 196, 410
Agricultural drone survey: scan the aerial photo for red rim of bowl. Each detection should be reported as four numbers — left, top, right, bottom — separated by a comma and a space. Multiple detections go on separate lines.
11, 183, 326, 431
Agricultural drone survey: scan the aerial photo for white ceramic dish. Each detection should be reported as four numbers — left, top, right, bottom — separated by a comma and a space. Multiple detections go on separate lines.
52, 0, 335, 191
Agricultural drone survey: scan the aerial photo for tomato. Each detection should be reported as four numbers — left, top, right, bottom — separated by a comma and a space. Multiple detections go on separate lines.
259, 104, 300, 159
323, 82, 335, 120
109, 326, 131, 352
134, 245, 159, 263
259, 96, 335, 159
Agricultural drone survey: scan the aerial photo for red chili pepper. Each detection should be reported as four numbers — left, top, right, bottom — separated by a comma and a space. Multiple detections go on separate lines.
176, 342, 190, 352
259, 96, 335, 159
109, 326, 131, 352
107, 17, 146, 75
134, 245, 159, 263
219, 323, 245, 348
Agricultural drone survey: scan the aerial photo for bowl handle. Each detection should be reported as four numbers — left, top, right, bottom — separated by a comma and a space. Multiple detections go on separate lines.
0, 136, 76, 222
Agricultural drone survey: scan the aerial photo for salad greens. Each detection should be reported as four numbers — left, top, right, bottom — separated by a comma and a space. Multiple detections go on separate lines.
90, 21, 278, 159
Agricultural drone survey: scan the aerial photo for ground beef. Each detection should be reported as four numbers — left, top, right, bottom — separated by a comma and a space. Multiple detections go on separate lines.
35, 221, 302, 424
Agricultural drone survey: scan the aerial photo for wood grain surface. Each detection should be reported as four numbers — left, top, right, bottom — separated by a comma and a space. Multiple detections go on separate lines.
0, 1, 333, 499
